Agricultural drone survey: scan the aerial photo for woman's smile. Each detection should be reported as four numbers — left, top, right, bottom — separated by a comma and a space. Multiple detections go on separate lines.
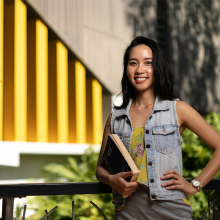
134, 77, 149, 83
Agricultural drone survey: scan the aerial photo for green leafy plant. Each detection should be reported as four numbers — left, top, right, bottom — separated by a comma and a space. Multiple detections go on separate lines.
26, 112, 220, 220
26, 148, 114, 220
182, 112, 220, 219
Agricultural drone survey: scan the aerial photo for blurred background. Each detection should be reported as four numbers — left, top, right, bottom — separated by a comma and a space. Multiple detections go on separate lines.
0, 0, 220, 219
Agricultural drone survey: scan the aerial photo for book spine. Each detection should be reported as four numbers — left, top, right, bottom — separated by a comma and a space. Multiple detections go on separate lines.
130, 173, 139, 182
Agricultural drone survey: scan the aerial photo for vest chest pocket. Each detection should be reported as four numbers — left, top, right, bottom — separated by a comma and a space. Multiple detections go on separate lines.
152, 125, 176, 154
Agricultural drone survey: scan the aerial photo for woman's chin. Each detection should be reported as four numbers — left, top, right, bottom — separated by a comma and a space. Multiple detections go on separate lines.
134, 85, 155, 93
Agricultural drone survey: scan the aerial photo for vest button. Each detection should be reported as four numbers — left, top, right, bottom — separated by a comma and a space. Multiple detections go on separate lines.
146, 144, 150, 148
145, 130, 149, 134
150, 179, 154, 183
152, 195, 156, 199
148, 162, 152, 166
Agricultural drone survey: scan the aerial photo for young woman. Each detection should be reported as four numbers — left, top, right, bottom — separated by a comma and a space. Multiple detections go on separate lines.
96, 36, 220, 220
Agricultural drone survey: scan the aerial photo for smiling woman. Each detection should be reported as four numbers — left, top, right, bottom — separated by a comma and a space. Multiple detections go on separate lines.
95, 36, 220, 220
127, 45, 154, 92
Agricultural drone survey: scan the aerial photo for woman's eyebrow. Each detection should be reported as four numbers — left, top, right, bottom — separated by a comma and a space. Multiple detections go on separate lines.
129, 57, 153, 61
128, 58, 137, 61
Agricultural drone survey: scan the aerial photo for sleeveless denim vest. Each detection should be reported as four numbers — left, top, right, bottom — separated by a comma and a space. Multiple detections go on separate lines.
110, 97, 187, 207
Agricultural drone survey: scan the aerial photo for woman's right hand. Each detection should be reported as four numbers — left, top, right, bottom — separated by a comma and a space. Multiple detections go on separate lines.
108, 171, 139, 197
96, 114, 138, 197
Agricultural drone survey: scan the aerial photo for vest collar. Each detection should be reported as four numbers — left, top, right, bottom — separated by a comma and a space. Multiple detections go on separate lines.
153, 96, 170, 111
114, 96, 170, 117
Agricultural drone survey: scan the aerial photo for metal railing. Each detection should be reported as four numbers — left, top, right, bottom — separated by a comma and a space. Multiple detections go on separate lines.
0, 179, 219, 220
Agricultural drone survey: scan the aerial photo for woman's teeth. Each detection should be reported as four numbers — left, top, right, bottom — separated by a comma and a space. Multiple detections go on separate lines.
135, 78, 146, 81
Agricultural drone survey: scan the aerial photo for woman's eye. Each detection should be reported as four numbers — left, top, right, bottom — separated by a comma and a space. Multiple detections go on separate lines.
130, 62, 137, 66
146, 61, 152, 65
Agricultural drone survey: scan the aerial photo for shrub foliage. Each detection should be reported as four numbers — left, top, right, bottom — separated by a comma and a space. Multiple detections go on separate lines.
182, 112, 220, 219
26, 149, 114, 220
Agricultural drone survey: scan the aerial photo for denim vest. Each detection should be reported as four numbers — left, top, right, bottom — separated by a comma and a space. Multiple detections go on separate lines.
110, 97, 187, 207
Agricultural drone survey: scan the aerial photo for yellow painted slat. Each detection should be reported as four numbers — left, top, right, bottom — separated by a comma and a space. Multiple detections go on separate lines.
56, 42, 68, 143
75, 61, 86, 143
4, 2, 14, 141
36, 20, 48, 142
27, 20, 48, 142
14, 0, 27, 141
68, 60, 76, 143
27, 20, 36, 141
86, 78, 102, 144
48, 41, 57, 142
92, 79, 102, 144
0, 0, 3, 141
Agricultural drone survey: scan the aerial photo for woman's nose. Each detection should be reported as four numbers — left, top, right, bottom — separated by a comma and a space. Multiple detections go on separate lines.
136, 64, 144, 74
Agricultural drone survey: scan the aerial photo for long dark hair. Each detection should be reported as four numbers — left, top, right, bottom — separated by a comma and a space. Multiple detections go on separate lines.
115, 36, 177, 109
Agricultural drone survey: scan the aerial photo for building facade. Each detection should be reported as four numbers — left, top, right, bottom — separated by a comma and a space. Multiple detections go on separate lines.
0, 0, 137, 181
1, 0, 220, 181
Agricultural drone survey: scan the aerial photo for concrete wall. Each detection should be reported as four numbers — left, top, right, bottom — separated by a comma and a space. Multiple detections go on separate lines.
24, 0, 220, 113
24, 0, 136, 95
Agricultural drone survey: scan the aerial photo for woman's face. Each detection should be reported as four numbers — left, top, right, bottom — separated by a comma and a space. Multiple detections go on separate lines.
127, 44, 154, 92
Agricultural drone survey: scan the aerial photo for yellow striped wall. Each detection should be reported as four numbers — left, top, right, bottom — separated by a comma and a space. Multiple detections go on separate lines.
2, 0, 103, 145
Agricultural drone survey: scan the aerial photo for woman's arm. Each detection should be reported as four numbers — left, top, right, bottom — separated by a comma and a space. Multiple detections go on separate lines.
95, 114, 139, 197
161, 101, 220, 195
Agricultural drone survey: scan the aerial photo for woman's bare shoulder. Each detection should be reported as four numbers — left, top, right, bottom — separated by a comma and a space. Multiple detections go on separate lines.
176, 100, 191, 111
175, 100, 201, 127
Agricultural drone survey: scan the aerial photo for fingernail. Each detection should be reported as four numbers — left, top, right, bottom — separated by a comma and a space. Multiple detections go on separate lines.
161, 176, 164, 179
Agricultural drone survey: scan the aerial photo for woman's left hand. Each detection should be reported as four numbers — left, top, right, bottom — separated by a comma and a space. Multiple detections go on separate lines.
161, 169, 198, 195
